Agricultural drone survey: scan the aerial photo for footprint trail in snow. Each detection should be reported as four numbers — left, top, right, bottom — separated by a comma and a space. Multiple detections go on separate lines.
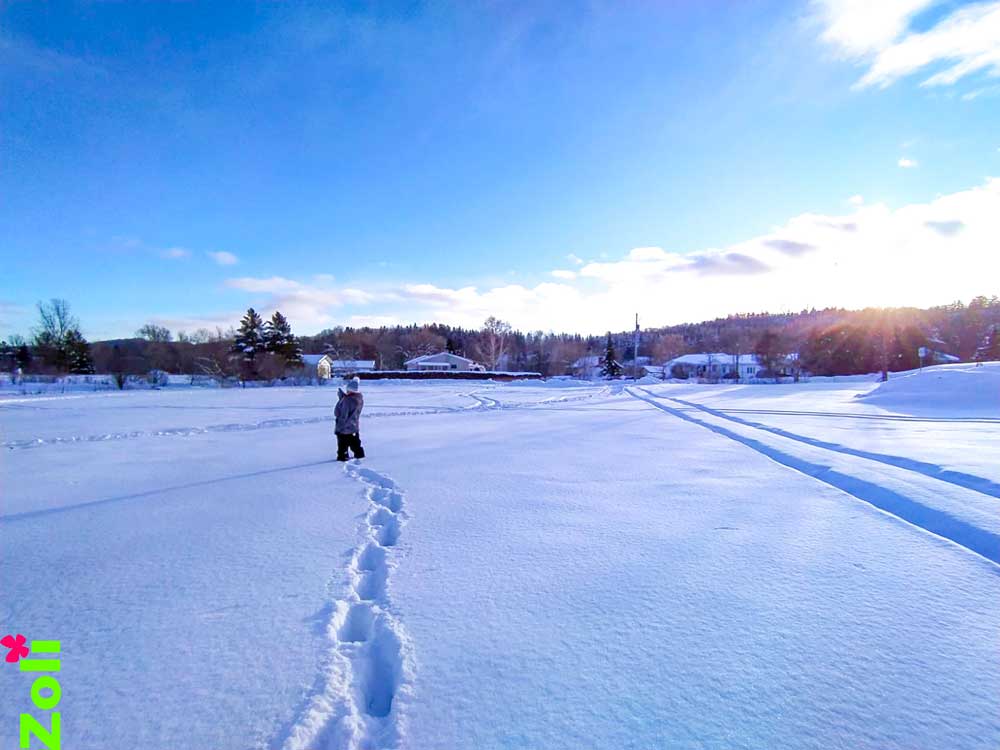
281, 464, 413, 750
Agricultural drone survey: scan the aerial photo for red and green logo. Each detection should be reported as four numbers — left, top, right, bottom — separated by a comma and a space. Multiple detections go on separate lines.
5, 634, 62, 749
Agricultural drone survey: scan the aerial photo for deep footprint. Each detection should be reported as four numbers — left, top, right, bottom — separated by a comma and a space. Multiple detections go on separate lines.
362, 618, 404, 718
356, 565, 388, 601
376, 515, 401, 547
339, 603, 374, 643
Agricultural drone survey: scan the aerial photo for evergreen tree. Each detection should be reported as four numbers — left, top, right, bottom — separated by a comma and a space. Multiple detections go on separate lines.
65, 329, 95, 374
262, 311, 303, 365
231, 308, 265, 378
979, 325, 1000, 362
600, 333, 622, 378
15, 343, 31, 371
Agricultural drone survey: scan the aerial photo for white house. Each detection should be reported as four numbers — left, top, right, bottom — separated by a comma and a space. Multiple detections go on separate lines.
301, 354, 333, 379
404, 352, 483, 372
300, 355, 375, 379
666, 353, 763, 380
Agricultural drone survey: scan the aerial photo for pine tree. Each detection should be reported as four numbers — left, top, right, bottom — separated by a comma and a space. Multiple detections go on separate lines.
600, 333, 622, 378
65, 329, 95, 374
231, 308, 265, 378
978, 325, 1000, 362
15, 344, 31, 371
263, 311, 303, 366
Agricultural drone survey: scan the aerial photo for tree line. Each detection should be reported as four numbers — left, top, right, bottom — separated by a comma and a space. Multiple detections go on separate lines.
2, 295, 998, 382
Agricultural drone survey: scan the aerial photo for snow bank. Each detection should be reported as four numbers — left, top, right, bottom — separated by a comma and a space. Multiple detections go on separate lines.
857, 363, 1000, 416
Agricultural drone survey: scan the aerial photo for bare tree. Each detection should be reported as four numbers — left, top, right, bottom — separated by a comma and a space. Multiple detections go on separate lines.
32, 299, 82, 372
476, 316, 511, 371
754, 329, 787, 383
136, 323, 173, 342
651, 333, 686, 365
397, 328, 446, 364
34, 299, 77, 345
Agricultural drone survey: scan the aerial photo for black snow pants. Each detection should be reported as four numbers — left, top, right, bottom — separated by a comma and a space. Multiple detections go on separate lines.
336, 432, 365, 461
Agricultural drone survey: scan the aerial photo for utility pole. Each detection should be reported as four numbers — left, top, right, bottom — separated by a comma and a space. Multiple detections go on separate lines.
633, 313, 640, 382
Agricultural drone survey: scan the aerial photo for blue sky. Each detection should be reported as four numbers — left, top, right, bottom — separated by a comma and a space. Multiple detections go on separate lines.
2, 0, 999, 339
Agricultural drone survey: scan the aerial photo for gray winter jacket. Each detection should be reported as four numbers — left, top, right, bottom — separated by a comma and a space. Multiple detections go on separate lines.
335, 390, 364, 434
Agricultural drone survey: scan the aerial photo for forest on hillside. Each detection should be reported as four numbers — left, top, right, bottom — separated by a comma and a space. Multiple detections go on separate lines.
3, 296, 999, 381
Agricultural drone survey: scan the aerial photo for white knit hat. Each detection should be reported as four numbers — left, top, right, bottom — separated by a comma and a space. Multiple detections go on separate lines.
346, 376, 361, 393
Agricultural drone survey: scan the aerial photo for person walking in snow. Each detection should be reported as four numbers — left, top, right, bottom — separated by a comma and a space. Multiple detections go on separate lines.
335, 376, 366, 462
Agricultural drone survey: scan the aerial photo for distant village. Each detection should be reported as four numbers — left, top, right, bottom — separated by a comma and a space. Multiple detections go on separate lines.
2, 296, 998, 389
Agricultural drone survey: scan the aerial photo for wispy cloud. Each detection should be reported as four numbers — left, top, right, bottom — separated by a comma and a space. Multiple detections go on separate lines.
898, 157, 919, 168
816, 0, 1000, 89
161, 247, 191, 260
924, 219, 964, 236
184, 179, 1000, 334
0, 32, 105, 77
551, 269, 577, 280
0, 301, 29, 334
763, 239, 818, 256
848, 194, 865, 205
208, 250, 239, 266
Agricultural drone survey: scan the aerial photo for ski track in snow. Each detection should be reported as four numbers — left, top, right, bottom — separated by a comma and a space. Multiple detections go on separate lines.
656, 394, 1000, 500
277, 464, 413, 750
627, 387, 1000, 566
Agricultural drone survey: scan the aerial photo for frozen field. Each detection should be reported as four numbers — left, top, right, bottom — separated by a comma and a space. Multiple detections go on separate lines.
1, 366, 999, 749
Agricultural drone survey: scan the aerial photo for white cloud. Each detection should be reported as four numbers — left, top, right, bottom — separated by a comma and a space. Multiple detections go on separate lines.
898, 157, 919, 168
817, 0, 1000, 89
816, 0, 934, 57
961, 83, 1000, 101
151, 313, 241, 333
566, 253, 584, 265
224, 275, 376, 330
848, 194, 865, 205
551, 269, 577, 280
207, 250, 239, 266
161, 247, 191, 259
209, 179, 1000, 334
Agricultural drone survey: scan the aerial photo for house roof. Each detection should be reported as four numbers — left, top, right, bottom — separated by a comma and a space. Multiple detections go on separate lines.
404, 352, 475, 366
668, 353, 762, 367
301, 354, 330, 365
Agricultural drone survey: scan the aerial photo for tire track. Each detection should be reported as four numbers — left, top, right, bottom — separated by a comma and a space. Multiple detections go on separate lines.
627, 388, 1000, 565
279, 465, 414, 750
692, 406, 1000, 425
648, 391, 1000, 500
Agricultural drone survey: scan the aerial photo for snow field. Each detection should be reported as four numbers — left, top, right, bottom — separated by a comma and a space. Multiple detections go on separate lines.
2, 369, 998, 749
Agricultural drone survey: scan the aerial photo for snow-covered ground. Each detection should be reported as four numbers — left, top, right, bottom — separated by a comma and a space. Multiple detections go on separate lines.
1, 367, 998, 749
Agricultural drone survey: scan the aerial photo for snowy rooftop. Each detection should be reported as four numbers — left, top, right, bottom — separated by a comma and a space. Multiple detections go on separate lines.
404, 352, 475, 365
668, 352, 761, 366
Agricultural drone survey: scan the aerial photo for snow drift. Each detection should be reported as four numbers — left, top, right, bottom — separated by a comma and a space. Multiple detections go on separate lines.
858, 362, 1000, 416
